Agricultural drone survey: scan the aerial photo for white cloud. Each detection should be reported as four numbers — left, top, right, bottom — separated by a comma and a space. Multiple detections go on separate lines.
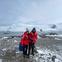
15, 0, 62, 25
0, 0, 62, 31
0, 26, 10, 31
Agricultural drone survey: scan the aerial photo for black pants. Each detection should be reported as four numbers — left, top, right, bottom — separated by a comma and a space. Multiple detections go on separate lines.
23, 45, 28, 55
28, 42, 35, 56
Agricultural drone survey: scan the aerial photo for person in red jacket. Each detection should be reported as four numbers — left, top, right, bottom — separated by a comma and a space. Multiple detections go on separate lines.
20, 28, 29, 57
28, 28, 38, 56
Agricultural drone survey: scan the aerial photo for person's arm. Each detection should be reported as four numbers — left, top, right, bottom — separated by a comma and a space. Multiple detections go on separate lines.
35, 32, 38, 40
29, 32, 33, 41
35, 33, 38, 40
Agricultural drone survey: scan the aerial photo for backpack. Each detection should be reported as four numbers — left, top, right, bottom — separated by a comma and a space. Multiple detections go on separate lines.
19, 43, 23, 51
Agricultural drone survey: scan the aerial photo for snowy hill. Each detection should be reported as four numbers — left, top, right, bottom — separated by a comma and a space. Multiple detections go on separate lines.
0, 23, 62, 32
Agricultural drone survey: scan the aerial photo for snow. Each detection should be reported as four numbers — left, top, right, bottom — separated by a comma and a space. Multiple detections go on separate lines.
34, 47, 62, 62
55, 38, 61, 40
0, 59, 2, 62
2, 37, 8, 39
2, 48, 7, 51
55, 59, 60, 62
0, 46, 62, 62
14, 40, 18, 44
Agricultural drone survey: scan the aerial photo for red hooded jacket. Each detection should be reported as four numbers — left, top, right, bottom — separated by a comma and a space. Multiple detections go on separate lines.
20, 32, 29, 46
29, 32, 38, 44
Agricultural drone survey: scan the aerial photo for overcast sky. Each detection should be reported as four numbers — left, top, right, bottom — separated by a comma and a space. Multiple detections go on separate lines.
0, 0, 62, 31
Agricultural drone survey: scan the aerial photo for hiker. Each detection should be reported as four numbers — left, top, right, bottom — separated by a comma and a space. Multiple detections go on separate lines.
20, 28, 29, 57
28, 28, 38, 56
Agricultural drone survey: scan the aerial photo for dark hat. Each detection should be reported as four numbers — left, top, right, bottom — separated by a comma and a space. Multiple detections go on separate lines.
32, 27, 36, 33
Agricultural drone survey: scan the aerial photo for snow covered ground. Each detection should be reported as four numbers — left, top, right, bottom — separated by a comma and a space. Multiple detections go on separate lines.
0, 46, 62, 62
0, 35, 62, 62
36, 47, 62, 62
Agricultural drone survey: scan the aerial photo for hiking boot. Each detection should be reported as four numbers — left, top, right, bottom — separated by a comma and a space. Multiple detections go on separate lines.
32, 53, 34, 56
31, 52, 34, 56
23, 54, 25, 58
26, 55, 29, 58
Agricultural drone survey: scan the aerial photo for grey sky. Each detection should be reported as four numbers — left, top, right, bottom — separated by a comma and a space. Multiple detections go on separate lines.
0, 0, 62, 31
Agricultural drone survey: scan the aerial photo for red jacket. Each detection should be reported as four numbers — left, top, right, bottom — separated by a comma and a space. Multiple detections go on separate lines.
20, 32, 29, 46
29, 32, 38, 44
